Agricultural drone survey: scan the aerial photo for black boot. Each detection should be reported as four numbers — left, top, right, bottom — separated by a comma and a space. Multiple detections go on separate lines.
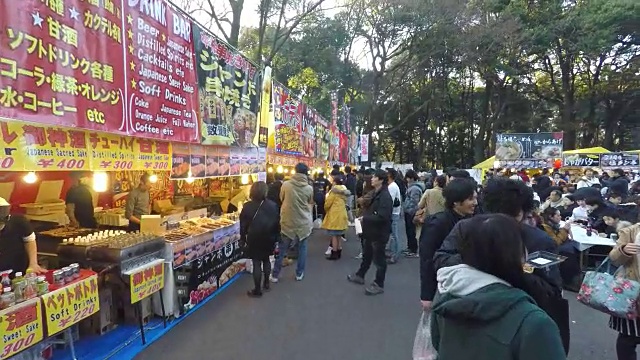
337, 249, 342, 259
326, 250, 339, 260
263, 279, 270, 292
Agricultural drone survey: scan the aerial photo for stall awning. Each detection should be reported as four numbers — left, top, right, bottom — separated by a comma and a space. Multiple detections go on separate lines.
472, 147, 611, 169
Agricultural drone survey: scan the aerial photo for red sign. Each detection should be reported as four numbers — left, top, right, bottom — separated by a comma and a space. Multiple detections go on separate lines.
339, 132, 348, 163
0, 0, 126, 133
123, 0, 199, 143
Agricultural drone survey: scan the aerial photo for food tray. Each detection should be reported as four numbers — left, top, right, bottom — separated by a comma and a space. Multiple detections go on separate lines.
526, 251, 567, 269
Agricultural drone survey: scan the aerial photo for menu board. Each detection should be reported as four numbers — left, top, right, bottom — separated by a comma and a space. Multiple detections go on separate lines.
316, 115, 329, 161
600, 152, 640, 168
562, 153, 600, 168
123, 0, 199, 143
194, 26, 260, 147
171, 142, 190, 178
495, 132, 563, 168
273, 82, 302, 155
301, 103, 316, 158
0, 0, 126, 133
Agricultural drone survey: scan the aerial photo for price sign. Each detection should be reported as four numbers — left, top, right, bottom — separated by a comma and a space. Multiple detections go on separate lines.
127, 260, 165, 304
0, 299, 44, 360
41, 275, 100, 335
562, 154, 600, 167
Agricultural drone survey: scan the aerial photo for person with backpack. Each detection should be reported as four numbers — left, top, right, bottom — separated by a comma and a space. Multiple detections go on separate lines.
402, 170, 424, 258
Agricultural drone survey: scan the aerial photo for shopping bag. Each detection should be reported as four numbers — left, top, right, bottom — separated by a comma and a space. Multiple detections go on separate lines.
412, 311, 437, 360
354, 217, 363, 235
313, 218, 322, 229
577, 258, 640, 319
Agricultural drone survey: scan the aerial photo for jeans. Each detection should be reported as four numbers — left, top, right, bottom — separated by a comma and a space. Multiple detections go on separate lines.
357, 237, 388, 287
617, 333, 640, 360
252, 258, 271, 292
404, 212, 417, 253
272, 234, 308, 278
388, 213, 401, 260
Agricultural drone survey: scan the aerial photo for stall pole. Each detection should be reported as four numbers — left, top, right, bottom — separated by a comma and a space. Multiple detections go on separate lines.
138, 302, 146, 345
159, 290, 167, 328
66, 327, 78, 360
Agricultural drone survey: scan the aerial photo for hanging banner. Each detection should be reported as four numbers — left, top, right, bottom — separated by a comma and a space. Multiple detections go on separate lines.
171, 142, 190, 179
123, 0, 199, 143
330, 92, 338, 127
562, 153, 600, 168
273, 82, 302, 156
495, 132, 563, 168
193, 27, 260, 147
301, 103, 316, 158
190, 144, 206, 177
0, 0, 126, 134
349, 131, 358, 165
90, 133, 171, 172
339, 132, 348, 163
257, 66, 271, 148
316, 115, 329, 161
600, 152, 640, 169
360, 134, 369, 162
329, 125, 340, 162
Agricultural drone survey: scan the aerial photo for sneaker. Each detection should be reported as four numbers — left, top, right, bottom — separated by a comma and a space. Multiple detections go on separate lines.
341, 236, 347, 242
401, 249, 411, 255
348, 222, 355, 227
347, 274, 365, 285
354, 252, 363, 260
325, 246, 332, 256
295, 273, 304, 281
263, 282, 270, 292
365, 282, 384, 296
269, 275, 279, 283
386, 258, 398, 265
247, 290, 263, 298
405, 252, 419, 258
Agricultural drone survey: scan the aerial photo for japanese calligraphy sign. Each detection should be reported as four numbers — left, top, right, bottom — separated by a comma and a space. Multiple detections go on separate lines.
495, 132, 563, 168
128, 259, 165, 304
42, 274, 100, 335
123, 0, 199, 143
0, 298, 44, 360
0, 0, 126, 134
316, 115, 329, 161
359, 134, 369, 162
273, 82, 302, 155
600, 152, 640, 169
194, 26, 260, 147
89, 132, 171, 172
563, 153, 600, 168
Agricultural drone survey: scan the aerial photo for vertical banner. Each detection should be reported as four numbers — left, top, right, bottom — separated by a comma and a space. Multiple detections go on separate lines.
257, 66, 271, 147
0, 0, 125, 133
330, 91, 338, 127
193, 26, 260, 147
339, 132, 348, 163
123, 0, 199, 142
301, 103, 316, 158
329, 125, 340, 162
316, 115, 328, 161
349, 131, 358, 165
360, 134, 369, 162
273, 82, 302, 155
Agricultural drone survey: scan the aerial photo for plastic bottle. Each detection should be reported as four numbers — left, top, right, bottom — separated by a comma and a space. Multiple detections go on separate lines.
0, 270, 11, 288
0, 287, 15, 309
586, 220, 593, 237
11, 272, 25, 303
23, 270, 37, 300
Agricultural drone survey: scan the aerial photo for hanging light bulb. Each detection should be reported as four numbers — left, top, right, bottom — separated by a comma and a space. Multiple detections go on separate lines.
240, 174, 250, 185
267, 167, 274, 173
23, 171, 38, 184
149, 174, 158, 184
185, 170, 195, 184
276, 165, 283, 173
92, 172, 109, 192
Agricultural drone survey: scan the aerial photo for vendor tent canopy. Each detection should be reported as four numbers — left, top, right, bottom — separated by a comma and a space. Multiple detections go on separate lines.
472, 147, 611, 169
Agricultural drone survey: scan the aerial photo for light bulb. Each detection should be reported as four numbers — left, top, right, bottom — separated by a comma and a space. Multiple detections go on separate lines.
276, 165, 283, 173
267, 167, 273, 173
240, 174, 250, 185
93, 172, 109, 192
149, 174, 158, 183
185, 177, 195, 184
23, 172, 37, 184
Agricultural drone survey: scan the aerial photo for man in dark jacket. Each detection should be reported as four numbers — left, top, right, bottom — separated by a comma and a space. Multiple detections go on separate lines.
348, 169, 393, 296
433, 177, 570, 354
344, 166, 357, 221
267, 173, 285, 209
609, 168, 630, 196
420, 178, 477, 310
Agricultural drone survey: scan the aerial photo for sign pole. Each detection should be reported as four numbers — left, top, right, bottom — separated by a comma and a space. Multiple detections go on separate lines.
160, 290, 167, 329
66, 327, 78, 360
138, 302, 146, 345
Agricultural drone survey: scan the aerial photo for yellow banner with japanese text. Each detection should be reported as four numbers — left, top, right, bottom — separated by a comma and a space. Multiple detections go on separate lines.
41, 275, 100, 336
129, 260, 165, 304
0, 298, 44, 360
0, 119, 171, 171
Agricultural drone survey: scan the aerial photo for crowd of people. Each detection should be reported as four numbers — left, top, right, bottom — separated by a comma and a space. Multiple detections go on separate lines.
238, 162, 640, 359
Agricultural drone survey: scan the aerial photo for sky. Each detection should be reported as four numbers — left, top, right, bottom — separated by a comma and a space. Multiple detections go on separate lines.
172, 0, 371, 68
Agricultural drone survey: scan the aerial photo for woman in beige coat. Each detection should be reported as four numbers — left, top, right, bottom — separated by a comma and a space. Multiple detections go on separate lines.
608, 222, 640, 360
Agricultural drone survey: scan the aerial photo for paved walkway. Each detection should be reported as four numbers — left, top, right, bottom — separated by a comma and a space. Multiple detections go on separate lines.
136, 225, 618, 360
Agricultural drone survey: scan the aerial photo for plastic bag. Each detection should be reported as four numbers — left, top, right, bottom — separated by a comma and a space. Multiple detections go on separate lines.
313, 218, 322, 229
413, 311, 437, 360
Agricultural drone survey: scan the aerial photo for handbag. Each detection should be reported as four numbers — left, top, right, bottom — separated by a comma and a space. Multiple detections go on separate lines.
577, 257, 640, 319
413, 208, 426, 225
412, 311, 437, 360
243, 201, 264, 249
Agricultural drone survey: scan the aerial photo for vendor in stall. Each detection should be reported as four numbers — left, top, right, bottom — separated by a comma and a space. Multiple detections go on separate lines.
0, 198, 46, 274
125, 174, 151, 232
65, 172, 97, 228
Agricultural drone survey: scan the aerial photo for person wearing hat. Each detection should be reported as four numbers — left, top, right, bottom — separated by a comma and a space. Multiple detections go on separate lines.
65, 172, 97, 228
271, 163, 314, 282
0, 198, 46, 274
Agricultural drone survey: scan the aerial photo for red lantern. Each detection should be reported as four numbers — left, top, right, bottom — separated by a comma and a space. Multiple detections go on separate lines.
554, 159, 562, 169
